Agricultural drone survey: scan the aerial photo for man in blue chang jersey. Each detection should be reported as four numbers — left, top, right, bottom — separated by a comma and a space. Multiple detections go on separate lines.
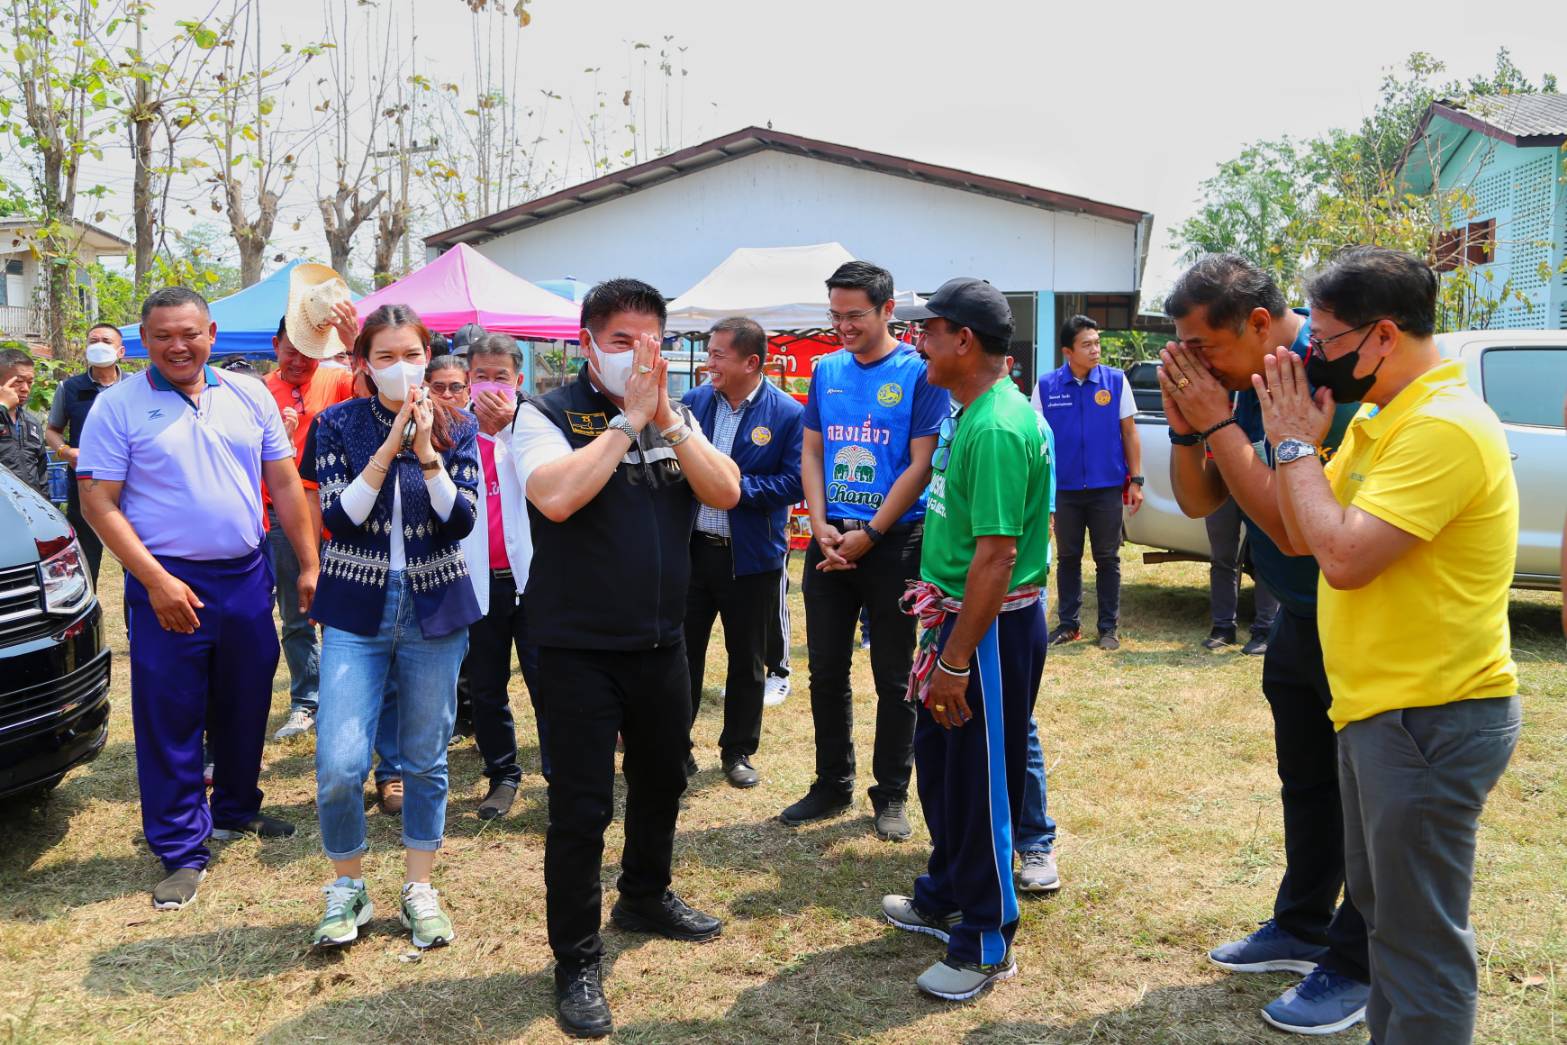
780, 260, 949, 842
1161, 254, 1368, 1037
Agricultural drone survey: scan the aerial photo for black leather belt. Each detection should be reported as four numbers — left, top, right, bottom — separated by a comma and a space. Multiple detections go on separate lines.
828, 518, 914, 536
693, 532, 731, 547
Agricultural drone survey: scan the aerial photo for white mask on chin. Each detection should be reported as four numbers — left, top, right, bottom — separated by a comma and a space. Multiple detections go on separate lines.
588, 332, 636, 397
369, 360, 427, 402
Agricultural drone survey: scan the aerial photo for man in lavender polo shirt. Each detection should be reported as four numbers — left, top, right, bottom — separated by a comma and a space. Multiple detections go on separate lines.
78, 287, 319, 911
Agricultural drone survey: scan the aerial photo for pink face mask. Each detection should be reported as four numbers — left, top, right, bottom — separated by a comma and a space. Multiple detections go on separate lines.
468, 380, 516, 402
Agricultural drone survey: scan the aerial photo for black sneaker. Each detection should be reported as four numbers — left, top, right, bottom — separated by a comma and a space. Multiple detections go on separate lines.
152, 867, 205, 910
1243, 634, 1269, 656
721, 753, 759, 789
1096, 630, 1121, 651
610, 890, 722, 942
1048, 625, 1081, 647
1201, 626, 1237, 651
210, 814, 295, 841
477, 779, 518, 821
779, 787, 852, 826
555, 960, 613, 1039
873, 797, 912, 841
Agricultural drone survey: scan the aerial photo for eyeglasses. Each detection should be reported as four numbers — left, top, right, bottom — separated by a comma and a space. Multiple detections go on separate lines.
429, 382, 467, 395
932, 413, 958, 472
1306, 320, 1380, 360
827, 306, 880, 326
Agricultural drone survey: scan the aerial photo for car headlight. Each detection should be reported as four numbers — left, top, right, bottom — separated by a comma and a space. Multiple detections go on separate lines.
40, 536, 93, 616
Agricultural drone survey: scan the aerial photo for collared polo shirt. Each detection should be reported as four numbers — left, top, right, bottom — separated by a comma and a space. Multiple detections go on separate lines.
696, 379, 763, 537
77, 364, 293, 561
1319, 359, 1519, 727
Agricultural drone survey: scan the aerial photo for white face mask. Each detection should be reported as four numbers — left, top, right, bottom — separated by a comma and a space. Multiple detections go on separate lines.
369, 359, 427, 402
588, 332, 636, 398
85, 343, 118, 367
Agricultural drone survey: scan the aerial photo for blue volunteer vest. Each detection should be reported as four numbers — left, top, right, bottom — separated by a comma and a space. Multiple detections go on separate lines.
1036, 363, 1127, 491
812, 346, 929, 525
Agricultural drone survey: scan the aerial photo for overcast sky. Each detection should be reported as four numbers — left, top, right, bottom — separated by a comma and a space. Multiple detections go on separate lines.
20, 0, 1567, 298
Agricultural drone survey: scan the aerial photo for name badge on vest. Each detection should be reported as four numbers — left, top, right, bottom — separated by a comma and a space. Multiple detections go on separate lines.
566, 410, 608, 437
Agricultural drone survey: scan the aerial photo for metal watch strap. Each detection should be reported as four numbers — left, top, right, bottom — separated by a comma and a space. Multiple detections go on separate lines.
607, 415, 638, 442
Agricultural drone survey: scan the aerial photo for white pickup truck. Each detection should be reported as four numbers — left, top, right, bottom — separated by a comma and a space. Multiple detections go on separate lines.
1122, 329, 1566, 590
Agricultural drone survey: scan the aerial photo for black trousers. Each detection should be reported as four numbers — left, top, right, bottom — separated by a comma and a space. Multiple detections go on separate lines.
1262, 609, 1370, 983
463, 571, 546, 785
684, 539, 779, 759
539, 642, 691, 966
1054, 485, 1123, 634
801, 524, 920, 805
765, 552, 791, 678
66, 471, 104, 586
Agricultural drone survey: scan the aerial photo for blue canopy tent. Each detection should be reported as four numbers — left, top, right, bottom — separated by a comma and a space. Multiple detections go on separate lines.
120, 260, 317, 359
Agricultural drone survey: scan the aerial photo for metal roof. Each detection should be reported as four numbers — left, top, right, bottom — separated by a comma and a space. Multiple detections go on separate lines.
1423, 95, 1567, 146
424, 126, 1152, 249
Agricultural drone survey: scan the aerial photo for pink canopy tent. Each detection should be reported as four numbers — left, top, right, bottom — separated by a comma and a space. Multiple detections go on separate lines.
354, 243, 582, 340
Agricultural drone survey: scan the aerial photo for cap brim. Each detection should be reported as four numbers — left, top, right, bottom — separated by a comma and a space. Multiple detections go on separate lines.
284, 308, 349, 359
893, 300, 937, 324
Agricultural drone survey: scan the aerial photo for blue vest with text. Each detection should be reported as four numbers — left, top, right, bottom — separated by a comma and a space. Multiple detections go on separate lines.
812, 347, 930, 524
1037, 363, 1127, 492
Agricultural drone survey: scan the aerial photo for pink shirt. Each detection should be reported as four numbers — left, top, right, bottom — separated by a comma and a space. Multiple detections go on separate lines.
477, 434, 510, 570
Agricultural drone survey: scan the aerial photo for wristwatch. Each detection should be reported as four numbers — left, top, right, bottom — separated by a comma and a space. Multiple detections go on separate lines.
862, 523, 885, 544
1274, 439, 1319, 465
607, 415, 639, 443
1127, 475, 1146, 487
1168, 430, 1201, 447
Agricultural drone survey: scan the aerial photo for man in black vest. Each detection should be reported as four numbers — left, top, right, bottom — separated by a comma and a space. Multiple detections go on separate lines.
513, 278, 741, 1040
46, 322, 126, 583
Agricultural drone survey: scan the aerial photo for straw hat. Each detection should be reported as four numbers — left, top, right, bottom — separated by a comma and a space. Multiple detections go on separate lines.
284, 263, 354, 359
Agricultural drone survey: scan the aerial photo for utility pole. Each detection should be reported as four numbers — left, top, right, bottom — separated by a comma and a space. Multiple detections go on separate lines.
370, 137, 437, 273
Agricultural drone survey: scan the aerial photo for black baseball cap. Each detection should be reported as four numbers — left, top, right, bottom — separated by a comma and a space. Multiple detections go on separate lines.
896, 277, 1014, 341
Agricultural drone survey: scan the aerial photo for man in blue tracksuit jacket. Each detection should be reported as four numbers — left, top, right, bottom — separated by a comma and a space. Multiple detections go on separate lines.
682, 317, 805, 789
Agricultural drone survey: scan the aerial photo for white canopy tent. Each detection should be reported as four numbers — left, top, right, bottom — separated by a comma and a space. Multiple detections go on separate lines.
664, 242, 922, 333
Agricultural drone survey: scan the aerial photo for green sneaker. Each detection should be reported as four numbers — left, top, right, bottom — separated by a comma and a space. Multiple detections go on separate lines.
313, 878, 373, 947
400, 882, 455, 948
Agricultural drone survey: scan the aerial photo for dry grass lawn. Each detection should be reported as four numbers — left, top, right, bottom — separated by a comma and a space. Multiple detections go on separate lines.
2, 550, 1563, 1043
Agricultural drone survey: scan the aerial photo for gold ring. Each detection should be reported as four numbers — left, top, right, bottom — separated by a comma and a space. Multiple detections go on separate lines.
933, 704, 946, 712
1177, 378, 1190, 390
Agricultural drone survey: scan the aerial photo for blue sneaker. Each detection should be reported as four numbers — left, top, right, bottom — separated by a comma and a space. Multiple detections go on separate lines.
1208, 918, 1327, 974
1261, 965, 1369, 1035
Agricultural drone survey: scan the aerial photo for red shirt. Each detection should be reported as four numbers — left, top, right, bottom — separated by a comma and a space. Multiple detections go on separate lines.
478, 434, 509, 570
262, 367, 355, 513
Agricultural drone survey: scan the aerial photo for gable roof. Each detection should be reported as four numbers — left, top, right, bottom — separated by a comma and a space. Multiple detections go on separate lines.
1413, 95, 1567, 149
424, 126, 1151, 250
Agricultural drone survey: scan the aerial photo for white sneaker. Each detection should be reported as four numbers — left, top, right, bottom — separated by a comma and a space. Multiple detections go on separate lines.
272, 708, 315, 741
763, 674, 791, 707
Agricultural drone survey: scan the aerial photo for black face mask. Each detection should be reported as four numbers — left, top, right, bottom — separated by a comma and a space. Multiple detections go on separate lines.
1305, 326, 1385, 404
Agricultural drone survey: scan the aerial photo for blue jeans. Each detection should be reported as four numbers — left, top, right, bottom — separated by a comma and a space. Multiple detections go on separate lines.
1017, 716, 1056, 853
372, 681, 400, 785
316, 572, 467, 859
266, 508, 321, 714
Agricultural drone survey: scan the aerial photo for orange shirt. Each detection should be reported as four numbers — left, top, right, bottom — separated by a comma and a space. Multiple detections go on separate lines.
262, 367, 354, 511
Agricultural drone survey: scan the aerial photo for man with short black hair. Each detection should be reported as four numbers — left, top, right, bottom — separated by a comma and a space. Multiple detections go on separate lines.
0, 346, 48, 498
458, 331, 544, 820
682, 316, 804, 789
512, 278, 740, 1039
1256, 246, 1521, 1044
46, 323, 125, 581
781, 260, 948, 842
880, 278, 1051, 1001
1161, 254, 1369, 1035
78, 287, 319, 910
1035, 316, 1141, 650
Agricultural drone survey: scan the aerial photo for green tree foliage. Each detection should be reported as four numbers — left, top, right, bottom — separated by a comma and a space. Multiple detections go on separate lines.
1172, 49, 1563, 331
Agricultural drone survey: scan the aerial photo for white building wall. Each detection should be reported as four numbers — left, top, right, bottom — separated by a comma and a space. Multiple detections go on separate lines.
470, 150, 1138, 297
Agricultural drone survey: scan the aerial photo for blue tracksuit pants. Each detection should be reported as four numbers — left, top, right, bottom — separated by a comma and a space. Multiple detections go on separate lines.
913, 600, 1047, 967
125, 546, 280, 871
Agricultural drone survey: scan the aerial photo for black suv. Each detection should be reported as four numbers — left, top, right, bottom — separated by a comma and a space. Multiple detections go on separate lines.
0, 465, 111, 802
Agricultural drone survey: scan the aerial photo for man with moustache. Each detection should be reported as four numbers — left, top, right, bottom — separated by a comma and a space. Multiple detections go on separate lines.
46, 322, 127, 582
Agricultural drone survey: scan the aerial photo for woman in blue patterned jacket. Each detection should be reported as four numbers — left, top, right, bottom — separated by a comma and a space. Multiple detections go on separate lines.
308, 303, 481, 951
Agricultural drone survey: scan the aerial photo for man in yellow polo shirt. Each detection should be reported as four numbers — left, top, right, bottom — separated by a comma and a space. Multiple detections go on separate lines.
1253, 246, 1520, 1045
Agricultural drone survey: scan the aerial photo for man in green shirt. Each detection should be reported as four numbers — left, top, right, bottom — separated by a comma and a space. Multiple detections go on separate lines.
879, 278, 1052, 1002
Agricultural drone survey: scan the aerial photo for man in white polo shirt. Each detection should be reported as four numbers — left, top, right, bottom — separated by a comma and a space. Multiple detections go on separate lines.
78, 287, 319, 911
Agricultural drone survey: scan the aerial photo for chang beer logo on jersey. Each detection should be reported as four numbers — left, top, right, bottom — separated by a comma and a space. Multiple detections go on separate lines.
828, 444, 884, 508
